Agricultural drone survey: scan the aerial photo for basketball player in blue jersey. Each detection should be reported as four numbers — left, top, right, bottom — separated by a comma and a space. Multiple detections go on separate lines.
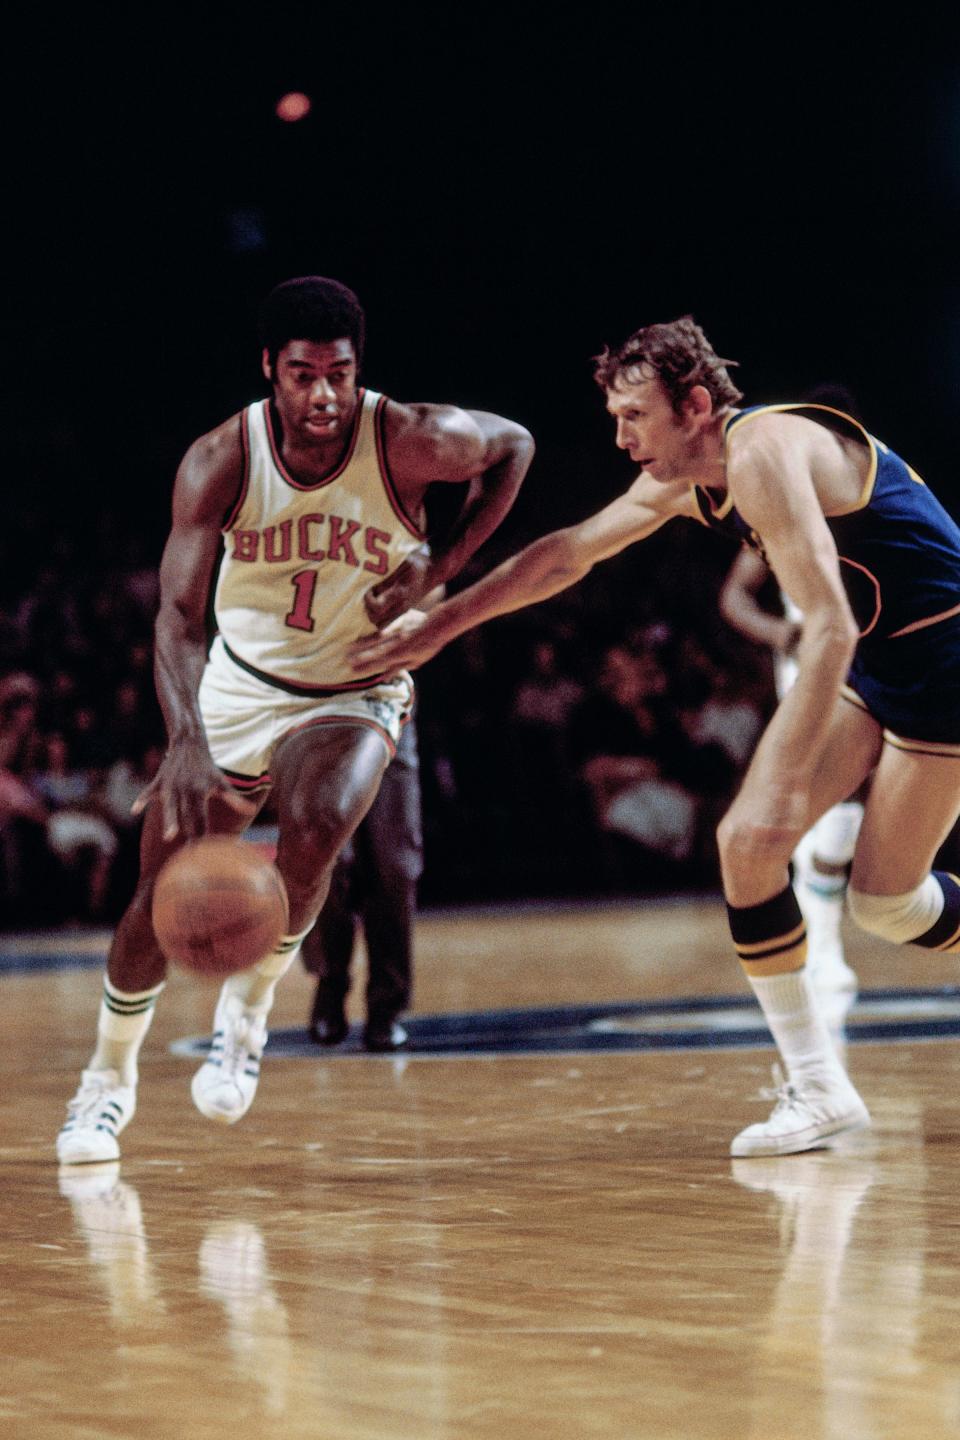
57, 276, 535, 1164
352, 315, 960, 1158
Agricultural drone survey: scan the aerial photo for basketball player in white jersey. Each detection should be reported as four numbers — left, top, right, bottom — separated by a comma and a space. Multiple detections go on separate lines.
57, 276, 535, 1164
720, 548, 862, 1024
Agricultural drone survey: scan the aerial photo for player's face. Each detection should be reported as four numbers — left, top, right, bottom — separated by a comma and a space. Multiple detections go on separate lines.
265, 338, 359, 444
605, 373, 697, 481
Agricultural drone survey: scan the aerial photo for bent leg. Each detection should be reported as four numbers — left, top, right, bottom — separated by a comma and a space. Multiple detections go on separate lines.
206, 723, 390, 1019
846, 741, 960, 950
192, 725, 391, 1124
107, 789, 264, 992
851, 743, 960, 894
721, 699, 881, 1158
719, 697, 882, 909
271, 722, 391, 933
60, 788, 266, 1164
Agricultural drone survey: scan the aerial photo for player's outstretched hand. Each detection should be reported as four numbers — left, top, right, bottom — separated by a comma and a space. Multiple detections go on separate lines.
363, 545, 433, 629
131, 741, 257, 842
350, 608, 447, 674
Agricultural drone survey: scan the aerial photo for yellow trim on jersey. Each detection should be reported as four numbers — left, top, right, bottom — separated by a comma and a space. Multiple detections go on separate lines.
889, 601, 960, 639
690, 483, 735, 524
839, 684, 868, 710
724, 403, 878, 516
881, 731, 960, 759
841, 687, 960, 755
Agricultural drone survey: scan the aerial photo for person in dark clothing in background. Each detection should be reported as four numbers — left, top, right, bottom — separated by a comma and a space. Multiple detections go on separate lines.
303, 717, 423, 1052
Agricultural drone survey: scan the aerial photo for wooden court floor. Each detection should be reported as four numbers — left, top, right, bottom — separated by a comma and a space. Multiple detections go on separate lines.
3, 898, 960, 1439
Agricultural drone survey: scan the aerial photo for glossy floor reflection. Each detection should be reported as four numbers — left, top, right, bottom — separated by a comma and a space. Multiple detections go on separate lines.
4, 900, 960, 1438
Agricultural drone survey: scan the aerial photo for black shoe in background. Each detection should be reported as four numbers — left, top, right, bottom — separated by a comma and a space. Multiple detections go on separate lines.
363, 1020, 408, 1053
311, 1013, 349, 1045
309, 986, 349, 1046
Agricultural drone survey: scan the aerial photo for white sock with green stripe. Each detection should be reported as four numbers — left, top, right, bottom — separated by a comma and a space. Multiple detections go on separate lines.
90, 977, 166, 1085
223, 931, 311, 1013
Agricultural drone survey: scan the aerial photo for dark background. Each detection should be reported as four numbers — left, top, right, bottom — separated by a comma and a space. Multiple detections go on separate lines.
5, 6, 959, 522
2, 5, 960, 913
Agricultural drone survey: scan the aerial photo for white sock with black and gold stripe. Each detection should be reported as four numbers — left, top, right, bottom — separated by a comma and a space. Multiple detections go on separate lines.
222, 930, 311, 1013
90, 977, 166, 1085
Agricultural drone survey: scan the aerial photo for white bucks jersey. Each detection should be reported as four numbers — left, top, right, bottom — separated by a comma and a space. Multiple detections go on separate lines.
214, 389, 425, 691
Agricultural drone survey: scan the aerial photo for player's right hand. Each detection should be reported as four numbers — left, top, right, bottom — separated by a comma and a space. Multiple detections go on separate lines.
131, 743, 256, 842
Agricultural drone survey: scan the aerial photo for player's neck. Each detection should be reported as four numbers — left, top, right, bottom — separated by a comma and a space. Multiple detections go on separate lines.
683, 412, 731, 491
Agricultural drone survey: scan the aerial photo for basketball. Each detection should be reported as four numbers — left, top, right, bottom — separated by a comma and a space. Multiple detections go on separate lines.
151, 836, 289, 976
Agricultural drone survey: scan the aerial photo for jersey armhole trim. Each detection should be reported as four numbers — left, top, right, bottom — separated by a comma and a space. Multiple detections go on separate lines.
375, 395, 427, 540
221, 410, 251, 532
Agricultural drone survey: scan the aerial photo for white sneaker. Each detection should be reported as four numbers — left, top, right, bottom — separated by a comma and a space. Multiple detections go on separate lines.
57, 1069, 137, 1164
191, 991, 267, 1125
731, 1066, 870, 1158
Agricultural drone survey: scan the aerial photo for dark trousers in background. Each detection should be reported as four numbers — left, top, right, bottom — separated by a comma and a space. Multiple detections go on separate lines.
301, 720, 423, 1029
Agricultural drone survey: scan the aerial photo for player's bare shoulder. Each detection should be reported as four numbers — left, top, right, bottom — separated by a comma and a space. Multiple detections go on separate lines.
726, 408, 863, 513
380, 398, 530, 484
726, 410, 818, 468
174, 412, 247, 523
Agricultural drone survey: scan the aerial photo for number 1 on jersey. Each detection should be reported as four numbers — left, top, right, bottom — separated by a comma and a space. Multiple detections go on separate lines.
285, 569, 317, 632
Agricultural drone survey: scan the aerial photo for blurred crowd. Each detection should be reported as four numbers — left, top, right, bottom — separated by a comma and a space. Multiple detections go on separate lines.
411, 520, 773, 905
0, 509, 166, 928
0, 503, 775, 929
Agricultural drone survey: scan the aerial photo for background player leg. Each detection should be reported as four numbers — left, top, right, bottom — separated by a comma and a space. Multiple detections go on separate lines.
302, 720, 423, 1051
302, 849, 356, 1045
357, 720, 423, 1051
793, 797, 864, 1021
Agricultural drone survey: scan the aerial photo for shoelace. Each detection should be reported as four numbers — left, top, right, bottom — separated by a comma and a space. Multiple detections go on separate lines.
66, 1073, 120, 1121
759, 1063, 804, 1115
218, 1008, 265, 1073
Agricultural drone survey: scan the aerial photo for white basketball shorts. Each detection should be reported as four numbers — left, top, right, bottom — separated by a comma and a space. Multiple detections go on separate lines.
198, 635, 414, 793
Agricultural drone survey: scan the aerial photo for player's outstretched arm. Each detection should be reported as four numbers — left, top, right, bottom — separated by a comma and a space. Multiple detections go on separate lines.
364, 404, 535, 627
351, 473, 695, 672
134, 421, 257, 840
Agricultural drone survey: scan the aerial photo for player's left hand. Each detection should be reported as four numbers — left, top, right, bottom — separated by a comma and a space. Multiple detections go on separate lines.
363, 544, 433, 628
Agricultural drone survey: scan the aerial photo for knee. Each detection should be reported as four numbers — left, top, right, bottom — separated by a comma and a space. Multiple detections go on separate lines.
847, 877, 942, 943
296, 808, 353, 867
280, 790, 358, 873
716, 812, 792, 883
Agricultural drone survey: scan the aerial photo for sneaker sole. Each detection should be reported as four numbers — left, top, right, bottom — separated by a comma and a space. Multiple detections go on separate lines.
56, 1133, 122, 1165
730, 1105, 870, 1158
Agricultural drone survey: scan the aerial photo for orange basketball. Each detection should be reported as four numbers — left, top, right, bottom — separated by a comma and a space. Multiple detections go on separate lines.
151, 836, 289, 976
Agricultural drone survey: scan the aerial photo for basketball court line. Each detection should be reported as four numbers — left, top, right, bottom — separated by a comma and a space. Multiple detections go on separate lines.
170, 988, 960, 1058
